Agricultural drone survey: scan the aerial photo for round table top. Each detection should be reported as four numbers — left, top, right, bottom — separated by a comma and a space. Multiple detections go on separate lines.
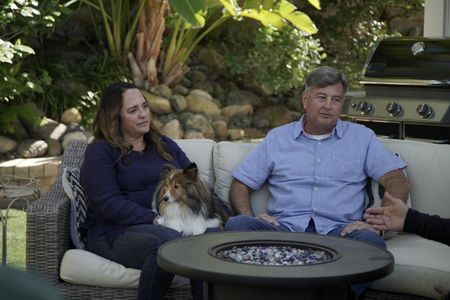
158, 231, 394, 288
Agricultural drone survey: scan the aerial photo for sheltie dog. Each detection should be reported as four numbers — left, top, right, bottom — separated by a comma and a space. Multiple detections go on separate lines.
152, 163, 229, 236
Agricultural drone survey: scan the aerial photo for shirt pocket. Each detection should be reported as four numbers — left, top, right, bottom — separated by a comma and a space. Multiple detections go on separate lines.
332, 154, 362, 182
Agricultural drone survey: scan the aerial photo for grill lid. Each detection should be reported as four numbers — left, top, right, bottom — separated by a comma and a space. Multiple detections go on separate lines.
361, 37, 450, 87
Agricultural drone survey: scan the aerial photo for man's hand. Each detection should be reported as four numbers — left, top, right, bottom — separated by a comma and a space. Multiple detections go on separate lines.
341, 220, 379, 236
256, 213, 279, 226
364, 191, 408, 232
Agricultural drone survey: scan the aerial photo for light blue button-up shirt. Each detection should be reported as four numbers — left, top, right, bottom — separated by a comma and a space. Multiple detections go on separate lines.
232, 116, 406, 234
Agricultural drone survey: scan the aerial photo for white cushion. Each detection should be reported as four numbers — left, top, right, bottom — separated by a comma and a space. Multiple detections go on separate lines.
60, 249, 189, 288
175, 139, 216, 189
213, 141, 270, 215
380, 138, 450, 218
370, 234, 450, 299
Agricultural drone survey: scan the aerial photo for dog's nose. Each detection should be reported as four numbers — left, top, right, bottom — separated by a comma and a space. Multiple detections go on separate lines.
162, 196, 169, 202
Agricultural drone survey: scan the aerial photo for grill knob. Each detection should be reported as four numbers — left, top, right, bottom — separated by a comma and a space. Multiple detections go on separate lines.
386, 102, 402, 116
357, 100, 373, 114
417, 104, 433, 118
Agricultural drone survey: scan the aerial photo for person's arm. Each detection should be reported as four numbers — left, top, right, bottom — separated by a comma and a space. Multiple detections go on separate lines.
81, 142, 156, 225
229, 179, 254, 216
365, 192, 450, 246
378, 168, 410, 203
404, 208, 450, 247
164, 136, 191, 168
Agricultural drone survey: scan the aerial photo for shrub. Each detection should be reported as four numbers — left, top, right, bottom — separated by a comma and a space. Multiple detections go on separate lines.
219, 20, 324, 94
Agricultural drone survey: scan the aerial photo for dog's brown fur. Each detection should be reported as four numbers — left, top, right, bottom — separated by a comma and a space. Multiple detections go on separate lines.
152, 163, 228, 235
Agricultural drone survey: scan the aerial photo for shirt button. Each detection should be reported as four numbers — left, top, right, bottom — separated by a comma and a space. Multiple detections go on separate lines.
317, 158, 321, 163
318, 142, 321, 145
314, 187, 319, 191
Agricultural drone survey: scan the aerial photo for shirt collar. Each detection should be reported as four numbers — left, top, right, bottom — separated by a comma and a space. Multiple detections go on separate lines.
295, 115, 343, 140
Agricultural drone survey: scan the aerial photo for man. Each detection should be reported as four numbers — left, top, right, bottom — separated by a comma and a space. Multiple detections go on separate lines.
364, 192, 449, 300
224, 66, 410, 298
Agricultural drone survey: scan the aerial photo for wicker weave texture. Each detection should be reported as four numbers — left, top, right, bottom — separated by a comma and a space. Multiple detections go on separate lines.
26, 140, 191, 299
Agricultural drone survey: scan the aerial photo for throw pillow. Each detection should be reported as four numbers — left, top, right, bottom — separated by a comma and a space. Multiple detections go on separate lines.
62, 167, 88, 249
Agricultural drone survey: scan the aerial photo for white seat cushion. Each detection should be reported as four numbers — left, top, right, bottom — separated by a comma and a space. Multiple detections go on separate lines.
213, 141, 270, 215
60, 249, 189, 288
380, 138, 450, 218
370, 234, 450, 299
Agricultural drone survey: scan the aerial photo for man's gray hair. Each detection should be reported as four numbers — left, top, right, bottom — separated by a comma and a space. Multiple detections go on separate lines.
304, 66, 348, 94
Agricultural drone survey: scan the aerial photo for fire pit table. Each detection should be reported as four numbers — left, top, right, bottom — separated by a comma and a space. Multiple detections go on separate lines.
157, 231, 394, 300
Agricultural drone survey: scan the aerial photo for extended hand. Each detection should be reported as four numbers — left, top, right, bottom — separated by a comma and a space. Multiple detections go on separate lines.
364, 191, 408, 232
256, 213, 280, 226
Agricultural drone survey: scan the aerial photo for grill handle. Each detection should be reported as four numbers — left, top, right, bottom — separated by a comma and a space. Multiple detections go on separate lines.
360, 78, 450, 87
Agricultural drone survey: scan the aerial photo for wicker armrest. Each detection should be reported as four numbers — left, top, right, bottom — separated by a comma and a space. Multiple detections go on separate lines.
26, 140, 88, 284
26, 171, 71, 283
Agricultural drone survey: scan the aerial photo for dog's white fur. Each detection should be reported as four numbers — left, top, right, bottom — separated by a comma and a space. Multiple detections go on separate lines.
155, 190, 221, 235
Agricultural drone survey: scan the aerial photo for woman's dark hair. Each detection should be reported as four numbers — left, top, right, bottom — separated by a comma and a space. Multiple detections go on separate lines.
92, 81, 173, 161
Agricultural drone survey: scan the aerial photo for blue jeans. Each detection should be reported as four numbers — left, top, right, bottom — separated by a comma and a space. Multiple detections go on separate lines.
86, 224, 203, 300
224, 215, 385, 247
225, 215, 386, 299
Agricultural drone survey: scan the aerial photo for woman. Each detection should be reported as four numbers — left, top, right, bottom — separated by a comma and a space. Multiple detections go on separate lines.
80, 82, 202, 300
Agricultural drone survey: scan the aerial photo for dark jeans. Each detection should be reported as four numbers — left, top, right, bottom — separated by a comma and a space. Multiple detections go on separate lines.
86, 224, 203, 300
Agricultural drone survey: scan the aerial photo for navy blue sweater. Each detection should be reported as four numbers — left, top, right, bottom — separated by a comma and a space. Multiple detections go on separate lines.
404, 208, 450, 247
80, 137, 190, 241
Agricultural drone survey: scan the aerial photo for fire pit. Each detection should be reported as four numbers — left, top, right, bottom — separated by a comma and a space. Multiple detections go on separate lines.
214, 241, 337, 266
158, 231, 394, 300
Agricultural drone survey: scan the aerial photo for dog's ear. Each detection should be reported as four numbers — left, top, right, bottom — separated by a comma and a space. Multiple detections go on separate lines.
160, 164, 175, 177
183, 163, 198, 180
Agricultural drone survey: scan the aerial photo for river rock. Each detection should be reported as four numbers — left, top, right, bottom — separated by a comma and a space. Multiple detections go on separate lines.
61, 108, 82, 125
17, 139, 48, 158
0, 136, 18, 153
161, 119, 184, 139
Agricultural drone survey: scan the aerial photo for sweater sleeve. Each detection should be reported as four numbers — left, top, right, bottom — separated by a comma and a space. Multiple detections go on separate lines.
163, 136, 191, 168
80, 142, 157, 225
404, 208, 450, 246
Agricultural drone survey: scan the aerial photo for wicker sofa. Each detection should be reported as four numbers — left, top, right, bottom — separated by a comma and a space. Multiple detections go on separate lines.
27, 138, 450, 300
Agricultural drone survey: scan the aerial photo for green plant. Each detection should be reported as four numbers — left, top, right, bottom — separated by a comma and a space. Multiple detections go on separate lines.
159, 0, 321, 86
221, 20, 324, 94
35, 53, 129, 127
0, 102, 43, 136
0, 209, 26, 270
80, 0, 146, 61
0, 0, 74, 103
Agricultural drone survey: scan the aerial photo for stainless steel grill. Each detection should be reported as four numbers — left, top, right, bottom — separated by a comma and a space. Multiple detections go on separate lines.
341, 37, 450, 143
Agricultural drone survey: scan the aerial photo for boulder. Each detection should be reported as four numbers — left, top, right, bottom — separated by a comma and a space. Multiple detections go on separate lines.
61, 108, 82, 125
0, 136, 18, 153
141, 90, 172, 115
17, 139, 48, 158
